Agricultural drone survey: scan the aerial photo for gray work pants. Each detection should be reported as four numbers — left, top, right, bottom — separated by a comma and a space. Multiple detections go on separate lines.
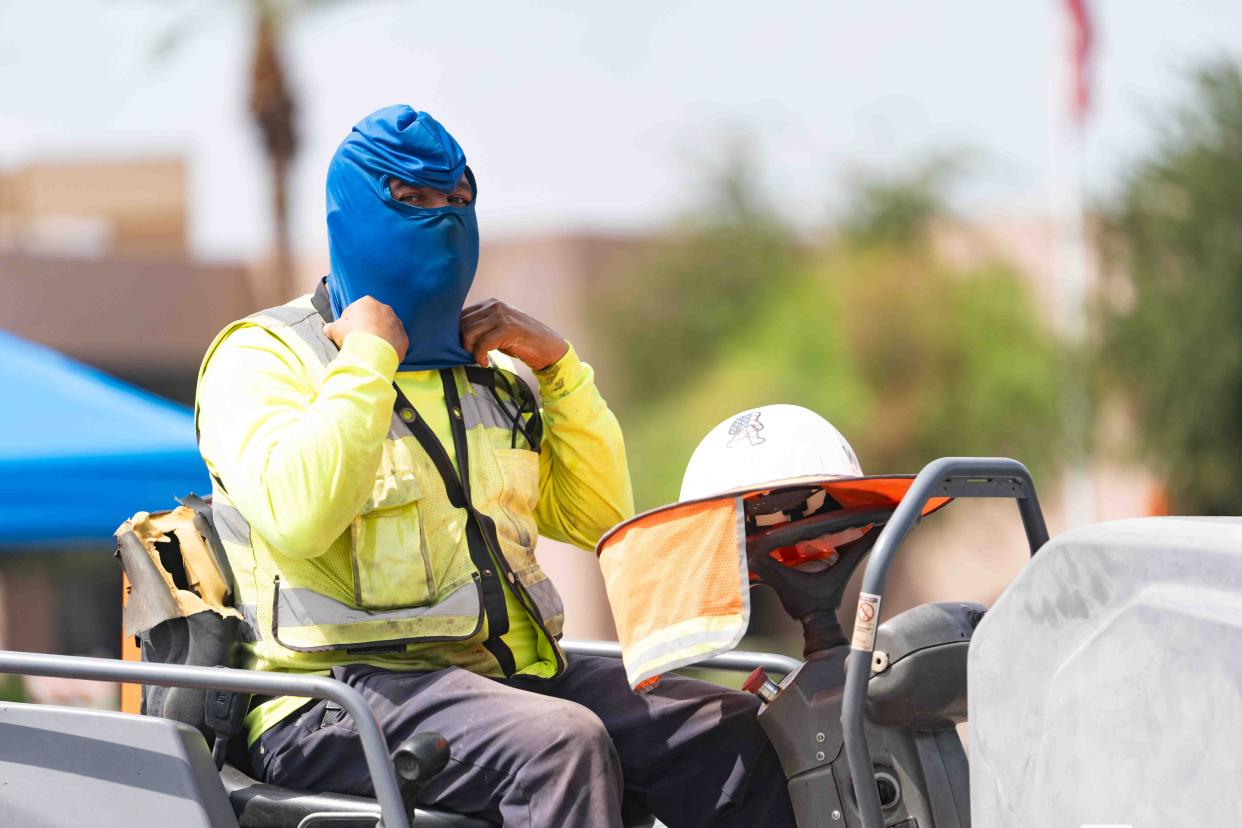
251, 655, 796, 827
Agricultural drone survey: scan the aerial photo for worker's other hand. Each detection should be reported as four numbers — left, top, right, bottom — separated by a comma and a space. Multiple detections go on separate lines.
460, 299, 568, 370
324, 296, 409, 361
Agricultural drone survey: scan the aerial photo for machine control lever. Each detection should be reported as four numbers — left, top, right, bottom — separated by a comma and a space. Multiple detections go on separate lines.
392, 731, 450, 805
742, 668, 781, 704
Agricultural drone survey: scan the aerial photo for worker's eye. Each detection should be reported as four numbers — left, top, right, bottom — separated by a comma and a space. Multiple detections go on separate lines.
388, 179, 428, 206
448, 194, 470, 206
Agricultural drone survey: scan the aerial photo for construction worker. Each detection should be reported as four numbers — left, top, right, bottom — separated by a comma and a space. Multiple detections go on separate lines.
195, 105, 794, 827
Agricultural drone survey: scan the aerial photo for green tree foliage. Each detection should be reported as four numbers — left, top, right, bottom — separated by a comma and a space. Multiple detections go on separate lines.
840, 152, 969, 248
589, 148, 802, 403
597, 155, 1064, 509
1098, 60, 1242, 514
618, 249, 1063, 508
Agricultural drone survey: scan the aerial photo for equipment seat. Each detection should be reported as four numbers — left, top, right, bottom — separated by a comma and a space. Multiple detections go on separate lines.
221, 763, 494, 828
221, 763, 655, 828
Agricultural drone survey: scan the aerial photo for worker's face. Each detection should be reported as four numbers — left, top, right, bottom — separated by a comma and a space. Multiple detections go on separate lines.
388, 175, 474, 208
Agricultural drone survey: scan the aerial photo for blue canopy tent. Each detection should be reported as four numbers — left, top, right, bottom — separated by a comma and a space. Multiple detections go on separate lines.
0, 330, 209, 546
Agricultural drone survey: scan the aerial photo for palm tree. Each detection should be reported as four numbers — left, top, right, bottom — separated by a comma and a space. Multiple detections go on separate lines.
156, 0, 350, 304
247, 1, 298, 304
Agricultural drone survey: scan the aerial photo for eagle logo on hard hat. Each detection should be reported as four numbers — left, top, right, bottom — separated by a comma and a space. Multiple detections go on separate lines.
726, 411, 766, 447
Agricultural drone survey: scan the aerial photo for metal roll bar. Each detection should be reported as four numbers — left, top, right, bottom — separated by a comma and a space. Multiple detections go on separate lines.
840, 457, 1049, 828
562, 638, 803, 678
0, 650, 411, 828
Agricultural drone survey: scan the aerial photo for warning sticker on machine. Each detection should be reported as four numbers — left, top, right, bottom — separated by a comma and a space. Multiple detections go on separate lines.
851, 592, 882, 651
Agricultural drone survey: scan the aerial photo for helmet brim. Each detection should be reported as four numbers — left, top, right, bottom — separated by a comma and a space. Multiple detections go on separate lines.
597, 474, 952, 553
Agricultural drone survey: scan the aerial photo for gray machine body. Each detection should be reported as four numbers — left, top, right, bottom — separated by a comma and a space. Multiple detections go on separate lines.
970, 516, 1242, 827
0, 700, 238, 827
758, 602, 981, 828
867, 602, 983, 730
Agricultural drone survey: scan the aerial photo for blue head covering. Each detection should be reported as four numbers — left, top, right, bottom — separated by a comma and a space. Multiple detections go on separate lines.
326, 105, 478, 370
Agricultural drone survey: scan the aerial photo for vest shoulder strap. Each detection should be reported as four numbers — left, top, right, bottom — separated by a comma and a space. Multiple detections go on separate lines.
247, 296, 336, 370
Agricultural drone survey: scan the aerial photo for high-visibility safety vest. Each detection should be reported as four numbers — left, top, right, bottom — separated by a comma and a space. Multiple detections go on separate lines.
195, 289, 565, 674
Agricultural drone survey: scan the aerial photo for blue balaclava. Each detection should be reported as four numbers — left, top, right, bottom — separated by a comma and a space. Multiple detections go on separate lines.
326, 105, 479, 370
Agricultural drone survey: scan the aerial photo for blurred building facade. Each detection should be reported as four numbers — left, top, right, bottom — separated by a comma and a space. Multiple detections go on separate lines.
0, 158, 188, 257
0, 158, 255, 400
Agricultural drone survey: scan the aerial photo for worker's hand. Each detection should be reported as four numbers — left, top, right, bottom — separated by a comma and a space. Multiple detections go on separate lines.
324, 296, 409, 361
460, 299, 568, 371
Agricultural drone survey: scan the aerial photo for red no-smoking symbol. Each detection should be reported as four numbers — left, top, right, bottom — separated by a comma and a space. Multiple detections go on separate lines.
857, 603, 876, 623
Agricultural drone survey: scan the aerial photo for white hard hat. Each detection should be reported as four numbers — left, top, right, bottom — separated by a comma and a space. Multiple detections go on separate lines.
679, 404, 863, 501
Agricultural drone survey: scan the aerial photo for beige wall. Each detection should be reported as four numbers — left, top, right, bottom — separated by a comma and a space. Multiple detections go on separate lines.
0, 158, 187, 257
0, 567, 57, 655
0, 253, 254, 399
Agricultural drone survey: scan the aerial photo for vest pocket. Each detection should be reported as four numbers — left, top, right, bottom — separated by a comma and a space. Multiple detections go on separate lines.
351, 500, 434, 610
494, 448, 540, 565
362, 459, 422, 513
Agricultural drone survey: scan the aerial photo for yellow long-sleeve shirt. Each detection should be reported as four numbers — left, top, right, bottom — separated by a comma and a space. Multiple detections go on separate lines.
196, 326, 633, 742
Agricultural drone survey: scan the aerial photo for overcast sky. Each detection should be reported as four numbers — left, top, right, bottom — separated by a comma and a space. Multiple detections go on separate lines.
3, 0, 1241, 261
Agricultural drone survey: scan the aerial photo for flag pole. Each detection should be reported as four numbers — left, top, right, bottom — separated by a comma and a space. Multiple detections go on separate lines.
1058, 0, 1095, 529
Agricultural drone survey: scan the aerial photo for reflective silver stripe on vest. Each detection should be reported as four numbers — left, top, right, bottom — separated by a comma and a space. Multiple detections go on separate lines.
252, 304, 337, 367
212, 499, 252, 547
459, 385, 515, 432
234, 604, 261, 641
387, 409, 410, 440
255, 304, 317, 326
633, 627, 742, 664
277, 578, 479, 628
287, 315, 338, 367
523, 577, 564, 622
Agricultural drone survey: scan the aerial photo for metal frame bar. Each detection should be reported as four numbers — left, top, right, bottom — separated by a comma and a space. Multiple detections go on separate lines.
839, 457, 1048, 828
562, 638, 802, 677
0, 649, 410, 828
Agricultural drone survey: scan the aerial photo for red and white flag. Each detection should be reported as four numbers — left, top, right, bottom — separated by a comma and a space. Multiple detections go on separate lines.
1064, 0, 1094, 126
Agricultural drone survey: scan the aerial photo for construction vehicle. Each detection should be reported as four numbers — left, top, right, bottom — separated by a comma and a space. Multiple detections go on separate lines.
0, 456, 1238, 826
